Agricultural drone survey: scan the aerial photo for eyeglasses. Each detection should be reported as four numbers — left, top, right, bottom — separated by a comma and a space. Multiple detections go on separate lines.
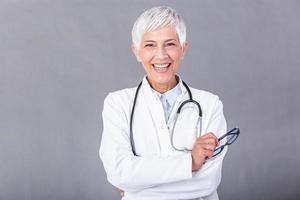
213, 127, 240, 157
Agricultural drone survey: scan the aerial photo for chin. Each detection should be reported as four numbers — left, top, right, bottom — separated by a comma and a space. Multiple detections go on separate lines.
155, 77, 173, 85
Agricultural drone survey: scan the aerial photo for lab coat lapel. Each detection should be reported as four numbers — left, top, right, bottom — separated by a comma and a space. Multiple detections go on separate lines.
167, 79, 188, 125
141, 79, 166, 131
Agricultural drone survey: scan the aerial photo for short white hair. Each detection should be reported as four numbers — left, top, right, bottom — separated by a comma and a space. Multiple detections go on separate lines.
131, 6, 186, 48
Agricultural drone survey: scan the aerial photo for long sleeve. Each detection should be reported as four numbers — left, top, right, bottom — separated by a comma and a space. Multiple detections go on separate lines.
99, 84, 228, 199
99, 93, 192, 192
191, 96, 227, 198
137, 95, 227, 199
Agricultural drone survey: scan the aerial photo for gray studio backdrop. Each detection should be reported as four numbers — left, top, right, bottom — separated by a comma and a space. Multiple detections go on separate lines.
1, 0, 299, 199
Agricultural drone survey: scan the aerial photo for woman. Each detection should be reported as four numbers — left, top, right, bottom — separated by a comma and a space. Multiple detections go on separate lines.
100, 6, 227, 200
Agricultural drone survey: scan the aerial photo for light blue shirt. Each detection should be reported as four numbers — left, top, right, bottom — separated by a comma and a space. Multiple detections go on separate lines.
153, 83, 182, 122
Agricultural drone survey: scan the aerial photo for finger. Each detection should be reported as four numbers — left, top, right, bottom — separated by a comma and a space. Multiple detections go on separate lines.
196, 136, 215, 143
197, 138, 217, 145
199, 132, 215, 139
196, 138, 218, 147
199, 132, 219, 144
208, 133, 219, 145
196, 141, 216, 151
202, 149, 214, 159
205, 144, 216, 151
207, 132, 219, 143
209, 135, 219, 146
193, 143, 215, 156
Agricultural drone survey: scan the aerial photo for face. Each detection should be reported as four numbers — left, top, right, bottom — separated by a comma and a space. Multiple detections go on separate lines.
132, 26, 187, 93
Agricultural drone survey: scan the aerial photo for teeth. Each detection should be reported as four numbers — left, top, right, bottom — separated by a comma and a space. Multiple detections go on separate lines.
153, 64, 169, 68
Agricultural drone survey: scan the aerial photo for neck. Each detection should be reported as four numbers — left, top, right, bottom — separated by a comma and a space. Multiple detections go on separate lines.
146, 76, 178, 94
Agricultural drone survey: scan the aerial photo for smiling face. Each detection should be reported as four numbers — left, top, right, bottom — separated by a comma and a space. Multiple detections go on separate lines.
132, 26, 188, 93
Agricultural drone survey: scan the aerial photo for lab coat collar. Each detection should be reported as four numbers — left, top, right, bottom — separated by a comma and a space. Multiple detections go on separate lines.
141, 75, 189, 125
141, 75, 187, 97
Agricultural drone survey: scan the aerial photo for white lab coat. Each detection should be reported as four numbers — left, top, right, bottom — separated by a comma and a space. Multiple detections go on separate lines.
99, 77, 227, 200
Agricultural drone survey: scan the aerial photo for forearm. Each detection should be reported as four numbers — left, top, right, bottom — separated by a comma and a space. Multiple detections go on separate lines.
100, 141, 192, 192
121, 151, 226, 199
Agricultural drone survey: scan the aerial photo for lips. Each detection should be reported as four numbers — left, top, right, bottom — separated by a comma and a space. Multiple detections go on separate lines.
152, 63, 171, 73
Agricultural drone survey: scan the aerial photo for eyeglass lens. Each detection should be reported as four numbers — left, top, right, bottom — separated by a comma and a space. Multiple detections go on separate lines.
213, 146, 223, 157
227, 134, 238, 145
212, 127, 240, 157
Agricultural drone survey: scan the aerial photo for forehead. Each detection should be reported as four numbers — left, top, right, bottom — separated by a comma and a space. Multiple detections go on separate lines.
141, 26, 179, 42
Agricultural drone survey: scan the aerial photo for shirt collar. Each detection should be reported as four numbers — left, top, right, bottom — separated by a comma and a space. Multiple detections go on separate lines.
141, 75, 186, 100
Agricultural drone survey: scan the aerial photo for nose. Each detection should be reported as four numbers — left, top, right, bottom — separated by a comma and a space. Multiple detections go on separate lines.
155, 47, 169, 59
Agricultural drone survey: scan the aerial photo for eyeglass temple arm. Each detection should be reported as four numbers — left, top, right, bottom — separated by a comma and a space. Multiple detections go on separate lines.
218, 127, 240, 142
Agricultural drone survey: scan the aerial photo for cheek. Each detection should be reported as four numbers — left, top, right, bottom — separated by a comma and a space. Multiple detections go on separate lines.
168, 49, 183, 62
139, 51, 153, 64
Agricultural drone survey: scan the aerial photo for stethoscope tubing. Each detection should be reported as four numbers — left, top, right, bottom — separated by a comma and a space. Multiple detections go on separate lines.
130, 80, 202, 156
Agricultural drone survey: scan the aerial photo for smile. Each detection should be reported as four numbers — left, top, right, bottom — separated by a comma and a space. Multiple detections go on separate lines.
152, 63, 171, 72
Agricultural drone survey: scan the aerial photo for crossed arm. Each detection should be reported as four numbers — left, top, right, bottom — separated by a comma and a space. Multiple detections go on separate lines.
99, 93, 226, 196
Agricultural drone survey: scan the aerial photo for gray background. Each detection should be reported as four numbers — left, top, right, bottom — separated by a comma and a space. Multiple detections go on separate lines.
0, 0, 299, 199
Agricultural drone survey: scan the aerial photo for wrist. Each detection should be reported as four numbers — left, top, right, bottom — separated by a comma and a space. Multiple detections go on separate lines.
191, 154, 204, 171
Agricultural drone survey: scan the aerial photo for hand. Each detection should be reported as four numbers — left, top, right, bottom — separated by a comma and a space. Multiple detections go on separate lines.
191, 132, 219, 171
117, 188, 124, 197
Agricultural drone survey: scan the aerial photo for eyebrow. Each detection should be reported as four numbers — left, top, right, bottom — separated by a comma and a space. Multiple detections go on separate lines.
143, 39, 177, 43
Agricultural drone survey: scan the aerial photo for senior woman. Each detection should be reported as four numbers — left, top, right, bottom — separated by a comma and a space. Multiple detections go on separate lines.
100, 6, 227, 200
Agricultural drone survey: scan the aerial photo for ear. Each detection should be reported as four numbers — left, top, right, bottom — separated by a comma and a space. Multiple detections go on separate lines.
181, 42, 188, 60
131, 44, 141, 62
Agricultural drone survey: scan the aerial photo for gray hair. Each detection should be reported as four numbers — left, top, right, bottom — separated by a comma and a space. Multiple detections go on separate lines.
131, 6, 187, 48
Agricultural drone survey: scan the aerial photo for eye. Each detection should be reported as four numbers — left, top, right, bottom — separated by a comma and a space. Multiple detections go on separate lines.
144, 43, 154, 48
166, 42, 176, 47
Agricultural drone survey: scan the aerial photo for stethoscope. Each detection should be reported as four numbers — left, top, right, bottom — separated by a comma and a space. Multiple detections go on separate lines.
130, 80, 202, 156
